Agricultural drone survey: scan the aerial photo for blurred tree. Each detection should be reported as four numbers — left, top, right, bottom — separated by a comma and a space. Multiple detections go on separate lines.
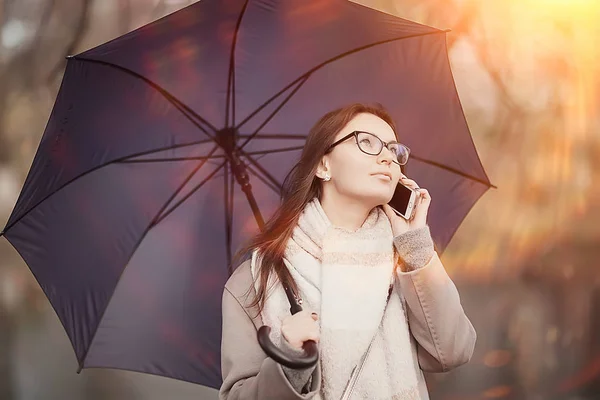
0, 1, 190, 398
0, 303, 14, 399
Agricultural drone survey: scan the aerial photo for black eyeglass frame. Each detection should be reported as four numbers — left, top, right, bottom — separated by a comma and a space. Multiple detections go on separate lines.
324, 131, 411, 166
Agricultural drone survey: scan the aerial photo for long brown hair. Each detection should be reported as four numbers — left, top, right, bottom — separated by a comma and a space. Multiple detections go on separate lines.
231, 103, 399, 313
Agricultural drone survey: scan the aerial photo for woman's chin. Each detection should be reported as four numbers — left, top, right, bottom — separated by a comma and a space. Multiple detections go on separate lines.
355, 192, 391, 207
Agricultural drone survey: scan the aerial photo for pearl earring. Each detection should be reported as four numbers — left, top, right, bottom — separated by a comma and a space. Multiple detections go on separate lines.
323, 173, 331, 181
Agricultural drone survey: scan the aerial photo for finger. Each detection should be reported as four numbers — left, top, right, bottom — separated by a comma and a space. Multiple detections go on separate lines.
417, 188, 431, 201
400, 177, 420, 190
415, 194, 430, 210
412, 191, 431, 225
414, 189, 429, 204
399, 175, 420, 187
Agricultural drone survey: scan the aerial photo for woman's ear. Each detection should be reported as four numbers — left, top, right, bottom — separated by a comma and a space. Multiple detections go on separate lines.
316, 157, 329, 179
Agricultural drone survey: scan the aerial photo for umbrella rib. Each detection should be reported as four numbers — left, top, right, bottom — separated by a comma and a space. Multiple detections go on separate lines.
411, 155, 497, 188
235, 29, 447, 136
441, 36, 496, 191
72, 56, 219, 137
118, 155, 226, 163
243, 146, 304, 156
1, 143, 222, 235
238, 75, 310, 150
152, 161, 227, 228
77, 146, 221, 371
245, 164, 282, 195
240, 152, 283, 193
113, 138, 217, 163
238, 134, 306, 140
225, 0, 250, 127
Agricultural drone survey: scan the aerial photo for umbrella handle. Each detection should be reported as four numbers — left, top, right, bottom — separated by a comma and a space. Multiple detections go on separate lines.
256, 283, 319, 369
257, 326, 319, 369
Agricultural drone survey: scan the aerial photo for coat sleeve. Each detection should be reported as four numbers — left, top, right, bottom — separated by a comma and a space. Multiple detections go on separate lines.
395, 252, 476, 372
219, 287, 321, 400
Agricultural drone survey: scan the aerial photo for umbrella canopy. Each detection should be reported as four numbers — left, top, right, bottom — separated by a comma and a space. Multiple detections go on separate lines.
0, 0, 493, 389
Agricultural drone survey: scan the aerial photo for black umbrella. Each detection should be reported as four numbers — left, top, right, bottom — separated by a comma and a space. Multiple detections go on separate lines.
0, 0, 493, 389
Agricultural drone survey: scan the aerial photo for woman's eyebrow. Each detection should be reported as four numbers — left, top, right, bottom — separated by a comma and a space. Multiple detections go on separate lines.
377, 134, 399, 143
355, 130, 397, 143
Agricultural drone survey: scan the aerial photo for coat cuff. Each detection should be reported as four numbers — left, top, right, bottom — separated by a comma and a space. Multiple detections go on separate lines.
393, 226, 435, 271
278, 336, 317, 394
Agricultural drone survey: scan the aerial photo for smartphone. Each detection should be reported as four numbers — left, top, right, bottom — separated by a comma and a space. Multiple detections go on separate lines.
389, 182, 418, 220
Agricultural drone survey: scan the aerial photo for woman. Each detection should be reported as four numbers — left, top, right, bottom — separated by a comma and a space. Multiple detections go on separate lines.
219, 103, 476, 400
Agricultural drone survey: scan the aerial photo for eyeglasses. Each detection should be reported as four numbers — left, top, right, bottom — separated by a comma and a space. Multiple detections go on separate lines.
325, 131, 410, 166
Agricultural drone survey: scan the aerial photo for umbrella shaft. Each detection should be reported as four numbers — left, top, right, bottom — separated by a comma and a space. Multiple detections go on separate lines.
229, 150, 265, 231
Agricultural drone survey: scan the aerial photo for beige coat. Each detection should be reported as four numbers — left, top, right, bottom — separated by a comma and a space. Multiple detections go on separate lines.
219, 253, 476, 399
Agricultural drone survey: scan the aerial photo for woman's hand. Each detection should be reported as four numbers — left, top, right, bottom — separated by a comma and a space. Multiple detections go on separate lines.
281, 310, 320, 350
382, 175, 431, 237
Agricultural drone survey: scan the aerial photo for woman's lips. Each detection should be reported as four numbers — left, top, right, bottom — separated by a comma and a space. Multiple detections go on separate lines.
372, 173, 392, 181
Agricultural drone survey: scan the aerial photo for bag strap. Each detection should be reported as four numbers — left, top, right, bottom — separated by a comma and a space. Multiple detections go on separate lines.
340, 284, 393, 400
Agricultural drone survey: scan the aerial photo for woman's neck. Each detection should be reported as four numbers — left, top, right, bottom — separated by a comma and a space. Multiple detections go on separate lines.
319, 192, 373, 232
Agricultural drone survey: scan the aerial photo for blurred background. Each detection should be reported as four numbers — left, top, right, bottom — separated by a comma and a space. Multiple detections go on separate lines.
0, 0, 598, 399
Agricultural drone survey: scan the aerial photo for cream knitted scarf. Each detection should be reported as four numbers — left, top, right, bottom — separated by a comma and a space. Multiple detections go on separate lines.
251, 197, 421, 399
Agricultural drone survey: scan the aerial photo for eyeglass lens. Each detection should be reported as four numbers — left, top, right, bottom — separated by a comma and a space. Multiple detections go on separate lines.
356, 132, 409, 165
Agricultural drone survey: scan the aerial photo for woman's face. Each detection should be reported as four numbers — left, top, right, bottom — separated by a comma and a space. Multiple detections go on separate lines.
319, 113, 402, 207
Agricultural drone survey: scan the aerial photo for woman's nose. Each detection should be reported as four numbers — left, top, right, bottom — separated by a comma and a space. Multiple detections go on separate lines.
377, 146, 396, 164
